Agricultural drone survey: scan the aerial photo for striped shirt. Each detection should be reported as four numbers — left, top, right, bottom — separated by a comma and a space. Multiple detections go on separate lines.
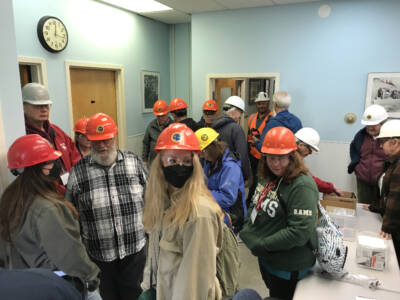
66, 150, 148, 262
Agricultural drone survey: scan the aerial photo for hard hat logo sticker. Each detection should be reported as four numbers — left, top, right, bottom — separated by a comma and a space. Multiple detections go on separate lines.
171, 132, 181, 143
96, 125, 104, 133
366, 114, 372, 120
157, 107, 162, 112
201, 134, 208, 141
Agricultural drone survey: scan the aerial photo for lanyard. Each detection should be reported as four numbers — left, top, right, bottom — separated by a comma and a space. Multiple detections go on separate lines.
256, 180, 276, 211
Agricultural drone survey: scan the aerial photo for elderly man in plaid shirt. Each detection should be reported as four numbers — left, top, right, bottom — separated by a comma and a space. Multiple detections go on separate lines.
66, 113, 148, 300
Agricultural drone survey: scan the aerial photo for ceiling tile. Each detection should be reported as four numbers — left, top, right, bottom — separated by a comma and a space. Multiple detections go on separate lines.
217, 0, 275, 10
140, 9, 191, 24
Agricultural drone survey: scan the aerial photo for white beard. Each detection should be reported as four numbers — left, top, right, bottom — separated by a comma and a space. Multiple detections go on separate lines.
91, 145, 118, 166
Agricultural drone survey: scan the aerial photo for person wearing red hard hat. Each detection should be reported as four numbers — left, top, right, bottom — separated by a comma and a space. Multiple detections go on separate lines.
0, 134, 100, 298
22, 83, 81, 176
142, 123, 225, 300
74, 117, 91, 157
66, 112, 147, 300
169, 97, 201, 132
142, 99, 172, 166
198, 99, 219, 128
240, 127, 318, 300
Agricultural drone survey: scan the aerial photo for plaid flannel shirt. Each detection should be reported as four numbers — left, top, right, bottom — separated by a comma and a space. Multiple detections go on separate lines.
66, 150, 148, 262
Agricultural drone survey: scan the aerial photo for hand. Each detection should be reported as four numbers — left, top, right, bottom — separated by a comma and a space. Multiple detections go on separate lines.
334, 187, 344, 197
362, 204, 370, 211
379, 231, 392, 240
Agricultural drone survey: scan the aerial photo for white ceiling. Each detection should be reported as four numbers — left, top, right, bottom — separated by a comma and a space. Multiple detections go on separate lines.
140, 0, 321, 24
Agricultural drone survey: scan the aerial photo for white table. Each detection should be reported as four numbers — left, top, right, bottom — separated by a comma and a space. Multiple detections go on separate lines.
293, 204, 400, 300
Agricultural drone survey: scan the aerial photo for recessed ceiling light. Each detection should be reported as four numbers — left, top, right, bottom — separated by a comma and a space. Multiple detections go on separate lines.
98, 0, 172, 13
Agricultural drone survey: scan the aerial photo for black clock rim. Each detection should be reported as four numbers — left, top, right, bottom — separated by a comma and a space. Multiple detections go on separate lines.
37, 15, 68, 53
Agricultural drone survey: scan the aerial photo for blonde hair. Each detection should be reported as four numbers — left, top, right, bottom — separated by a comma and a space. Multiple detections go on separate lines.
143, 152, 223, 231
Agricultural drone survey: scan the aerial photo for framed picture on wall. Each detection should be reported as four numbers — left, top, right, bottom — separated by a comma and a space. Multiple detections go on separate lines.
141, 70, 160, 113
365, 72, 400, 118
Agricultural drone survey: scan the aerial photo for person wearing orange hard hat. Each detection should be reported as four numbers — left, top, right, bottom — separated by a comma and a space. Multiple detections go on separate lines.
74, 117, 91, 158
142, 99, 172, 166
142, 123, 224, 300
66, 113, 148, 300
0, 134, 100, 298
240, 127, 318, 300
169, 97, 200, 132
198, 99, 219, 128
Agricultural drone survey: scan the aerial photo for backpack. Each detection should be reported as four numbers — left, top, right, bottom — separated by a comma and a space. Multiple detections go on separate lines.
216, 213, 240, 298
314, 202, 348, 275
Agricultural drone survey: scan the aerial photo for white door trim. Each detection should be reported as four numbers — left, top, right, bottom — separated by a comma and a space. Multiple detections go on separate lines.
18, 56, 48, 87
65, 61, 127, 149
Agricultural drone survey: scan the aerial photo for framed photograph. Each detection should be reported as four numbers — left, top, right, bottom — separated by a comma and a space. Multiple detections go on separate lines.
141, 71, 160, 113
365, 72, 400, 118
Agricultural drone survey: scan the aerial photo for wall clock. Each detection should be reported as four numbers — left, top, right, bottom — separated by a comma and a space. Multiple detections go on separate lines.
37, 16, 68, 53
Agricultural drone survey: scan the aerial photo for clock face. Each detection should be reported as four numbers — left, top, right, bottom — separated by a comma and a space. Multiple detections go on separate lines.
37, 16, 68, 53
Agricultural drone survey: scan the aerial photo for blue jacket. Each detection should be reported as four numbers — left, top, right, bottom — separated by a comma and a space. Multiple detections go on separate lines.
204, 149, 247, 221
255, 110, 303, 151
348, 127, 367, 174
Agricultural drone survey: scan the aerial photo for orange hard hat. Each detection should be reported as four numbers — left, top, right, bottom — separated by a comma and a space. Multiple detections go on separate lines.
261, 127, 297, 155
202, 100, 218, 111
153, 99, 169, 116
74, 117, 89, 134
7, 134, 62, 169
154, 123, 200, 153
169, 97, 187, 112
86, 113, 118, 141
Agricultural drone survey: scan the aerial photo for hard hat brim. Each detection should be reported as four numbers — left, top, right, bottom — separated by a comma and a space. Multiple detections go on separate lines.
23, 99, 53, 105
86, 132, 118, 141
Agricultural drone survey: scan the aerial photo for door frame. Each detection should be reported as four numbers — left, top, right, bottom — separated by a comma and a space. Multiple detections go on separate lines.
206, 72, 280, 101
65, 61, 127, 149
18, 56, 48, 87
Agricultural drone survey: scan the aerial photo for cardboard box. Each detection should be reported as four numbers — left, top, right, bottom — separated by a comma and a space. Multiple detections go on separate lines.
321, 191, 357, 214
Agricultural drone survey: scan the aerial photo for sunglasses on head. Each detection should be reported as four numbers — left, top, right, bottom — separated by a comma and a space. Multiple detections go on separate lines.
203, 110, 216, 116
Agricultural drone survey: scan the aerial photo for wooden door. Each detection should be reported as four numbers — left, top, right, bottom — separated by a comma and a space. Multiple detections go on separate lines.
19, 65, 32, 87
70, 68, 118, 142
215, 78, 237, 116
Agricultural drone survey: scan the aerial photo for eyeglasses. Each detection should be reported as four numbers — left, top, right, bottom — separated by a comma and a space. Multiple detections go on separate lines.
163, 156, 193, 167
203, 110, 216, 116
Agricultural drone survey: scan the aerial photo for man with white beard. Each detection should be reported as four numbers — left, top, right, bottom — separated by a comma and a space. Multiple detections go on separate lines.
66, 113, 148, 300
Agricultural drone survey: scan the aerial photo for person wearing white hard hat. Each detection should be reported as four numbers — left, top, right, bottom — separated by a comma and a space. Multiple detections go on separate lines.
255, 91, 302, 152
22, 83, 81, 188
247, 92, 273, 206
348, 104, 388, 204
369, 119, 400, 264
212, 95, 250, 182
295, 127, 344, 196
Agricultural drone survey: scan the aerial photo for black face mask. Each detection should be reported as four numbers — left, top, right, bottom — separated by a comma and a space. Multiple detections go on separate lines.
162, 165, 193, 188
49, 159, 62, 179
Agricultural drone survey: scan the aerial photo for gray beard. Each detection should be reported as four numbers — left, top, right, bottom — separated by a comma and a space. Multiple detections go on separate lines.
91, 147, 118, 166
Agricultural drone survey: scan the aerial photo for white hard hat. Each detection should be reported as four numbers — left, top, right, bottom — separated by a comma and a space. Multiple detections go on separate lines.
295, 127, 320, 152
224, 96, 245, 112
376, 119, 400, 139
255, 92, 269, 103
22, 83, 53, 105
361, 104, 388, 125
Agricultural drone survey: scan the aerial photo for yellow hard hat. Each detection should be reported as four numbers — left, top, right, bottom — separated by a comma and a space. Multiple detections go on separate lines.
195, 128, 219, 151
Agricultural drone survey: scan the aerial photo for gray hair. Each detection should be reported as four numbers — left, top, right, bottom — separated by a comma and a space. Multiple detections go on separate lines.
273, 91, 291, 109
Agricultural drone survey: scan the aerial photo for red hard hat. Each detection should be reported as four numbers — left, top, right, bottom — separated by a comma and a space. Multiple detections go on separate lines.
261, 127, 297, 155
74, 117, 89, 134
202, 100, 218, 111
7, 134, 62, 169
169, 98, 187, 112
154, 123, 200, 153
86, 113, 118, 141
153, 100, 169, 116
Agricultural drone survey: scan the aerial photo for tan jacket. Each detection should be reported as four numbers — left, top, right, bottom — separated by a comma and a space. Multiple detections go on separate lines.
143, 197, 224, 300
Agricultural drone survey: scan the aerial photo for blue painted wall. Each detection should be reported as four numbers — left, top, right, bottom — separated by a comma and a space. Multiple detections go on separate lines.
170, 23, 192, 114
13, 0, 170, 136
191, 0, 400, 141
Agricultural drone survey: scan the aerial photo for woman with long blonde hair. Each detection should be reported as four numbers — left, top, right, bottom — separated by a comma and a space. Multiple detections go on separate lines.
142, 123, 224, 300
